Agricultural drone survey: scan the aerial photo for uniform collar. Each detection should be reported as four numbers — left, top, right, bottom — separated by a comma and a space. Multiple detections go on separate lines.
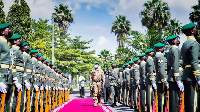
148, 56, 153, 60
187, 36, 196, 41
141, 60, 146, 63
23, 51, 29, 55
12, 45, 20, 49
0, 36, 7, 43
38, 61, 42, 63
31, 57, 37, 61
125, 68, 129, 70
134, 64, 139, 67
156, 52, 163, 55
172, 45, 178, 48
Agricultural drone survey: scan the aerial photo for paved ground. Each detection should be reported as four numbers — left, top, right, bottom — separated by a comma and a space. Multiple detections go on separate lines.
70, 87, 137, 112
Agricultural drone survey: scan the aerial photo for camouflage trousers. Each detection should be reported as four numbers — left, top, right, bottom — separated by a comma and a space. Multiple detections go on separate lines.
93, 82, 102, 106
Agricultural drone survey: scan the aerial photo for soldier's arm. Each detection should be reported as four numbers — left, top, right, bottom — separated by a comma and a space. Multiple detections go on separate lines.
141, 63, 146, 80
172, 48, 180, 81
191, 42, 200, 81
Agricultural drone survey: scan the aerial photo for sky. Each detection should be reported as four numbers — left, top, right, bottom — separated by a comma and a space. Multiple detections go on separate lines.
2, 0, 198, 56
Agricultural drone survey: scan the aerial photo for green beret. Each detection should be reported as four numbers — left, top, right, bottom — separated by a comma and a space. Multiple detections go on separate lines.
43, 57, 46, 60
129, 60, 134, 64
166, 35, 178, 41
38, 53, 43, 58
122, 65, 125, 68
154, 43, 164, 47
103, 67, 107, 70
30, 49, 38, 54
46, 60, 51, 63
0, 23, 10, 30
133, 57, 139, 62
138, 53, 145, 57
119, 68, 123, 70
22, 42, 28, 47
181, 23, 196, 31
111, 62, 115, 65
51, 63, 54, 66
145, 48, 154, 54
124, 63, 129, 66
9, 35, 21, 40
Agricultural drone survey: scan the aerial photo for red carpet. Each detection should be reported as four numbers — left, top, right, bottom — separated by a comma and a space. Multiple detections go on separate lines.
58, 98, 111, 112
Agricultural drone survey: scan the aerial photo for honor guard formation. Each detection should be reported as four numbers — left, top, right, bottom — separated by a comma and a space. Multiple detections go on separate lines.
89, 23, 200, 112
0, 23, 70, 112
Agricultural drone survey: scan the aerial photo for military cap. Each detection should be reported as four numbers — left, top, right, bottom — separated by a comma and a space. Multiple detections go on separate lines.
30, 49, 38, 54
52, 63, 54, 66
124, 63, 129, 66
22, 42, 28, 47
111, 62, 115, 65
138, 53, 145, 57
0, 23, 10, 30
181, 23, 196, 31
133, 57, 139, 62
38, 53, 43, 58
119, 68, 123, 70
129, 60, 134, 64
103, 67, 107, 70
154, 43, 164, 47
9, 35, 21, 40
43, 57, 46, 60
166, 35, 178, 41
145, 48, 154, 54
46, 60, 51, 63
122, 65, 125, 68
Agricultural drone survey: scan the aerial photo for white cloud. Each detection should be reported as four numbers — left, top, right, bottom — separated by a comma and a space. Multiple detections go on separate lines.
86, 5, 91, 11
97, 36, 109, 46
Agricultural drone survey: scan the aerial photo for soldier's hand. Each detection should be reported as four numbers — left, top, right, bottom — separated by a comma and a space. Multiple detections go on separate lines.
34, 84, 39, 91
24, 80, 31, 90
177, 81, 184, 92
197, 80, 200, 88
152, 83, 157, 91
0, 82, 7, 93
15, 82, 22, 92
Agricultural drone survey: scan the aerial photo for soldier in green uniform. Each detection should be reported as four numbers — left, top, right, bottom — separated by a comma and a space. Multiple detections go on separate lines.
132, 57, 140, 110
109, 62, 119, 107
181, 23, 200, 112
21, 42, 32, 112
154, 43, 168, 112
123, 63, 130, 107
145, 48, 157, 112
122, 65, 126, 106
0, 23, 13, 112
8, 35, 24, 112
138, 53, 146, 112
129, 60, 134, 109
118, 68, 123, 104
166, 35, 184, 112
30, 49, 39, 111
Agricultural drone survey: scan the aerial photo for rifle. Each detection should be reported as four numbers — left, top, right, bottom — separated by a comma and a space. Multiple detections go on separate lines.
181, 92, 184, 112
16, 91, 22, 112
155, 91, 158, 112
0, 93, 6, 112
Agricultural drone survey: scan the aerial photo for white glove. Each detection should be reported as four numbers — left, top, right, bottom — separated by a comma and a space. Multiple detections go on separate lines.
165, 83, 169, 89
138, 85, 140, 89
177, 81, 184, 92
48, 86, 51, 90
13, 77, 18, 82
15, 82, 22, 92
56, 87, 58, 90
53, 87, 55, 90
34, 84, 39, 91
152, 83, 157, 91
24, 80, 31, 90
45, 85, 49, 90
0, 82, 7, 93
58, 87, 60, 90
40, 85, 44, 91
197, 80, 200, 89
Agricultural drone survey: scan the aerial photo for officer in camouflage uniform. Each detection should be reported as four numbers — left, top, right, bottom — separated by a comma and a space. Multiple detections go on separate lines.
0, 23, 13, 112
90, 62, 105, 107
181, 23, 200, 112
132, 57, 140, 110
166, 35, 184, 112
129, 60, 134, 109
21, 42, 32, 112
109, 62, 119, 107
138, 53, 146, 112
145, 48, 157, 112
154, 43, 168, 112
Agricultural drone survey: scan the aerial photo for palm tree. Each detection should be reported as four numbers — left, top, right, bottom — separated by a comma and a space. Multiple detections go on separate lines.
53, 4, 74, 37
98, 49, 113, 69
189, 0, 200, 28
111, 15, 131, 48
140, 0, 170, 31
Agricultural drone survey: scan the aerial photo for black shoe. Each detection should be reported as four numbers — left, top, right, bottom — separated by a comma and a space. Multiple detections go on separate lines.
104, 102, 107, 104
114, 103, 117, 106
111, 104, 114, 107
130, 106, 133, 109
